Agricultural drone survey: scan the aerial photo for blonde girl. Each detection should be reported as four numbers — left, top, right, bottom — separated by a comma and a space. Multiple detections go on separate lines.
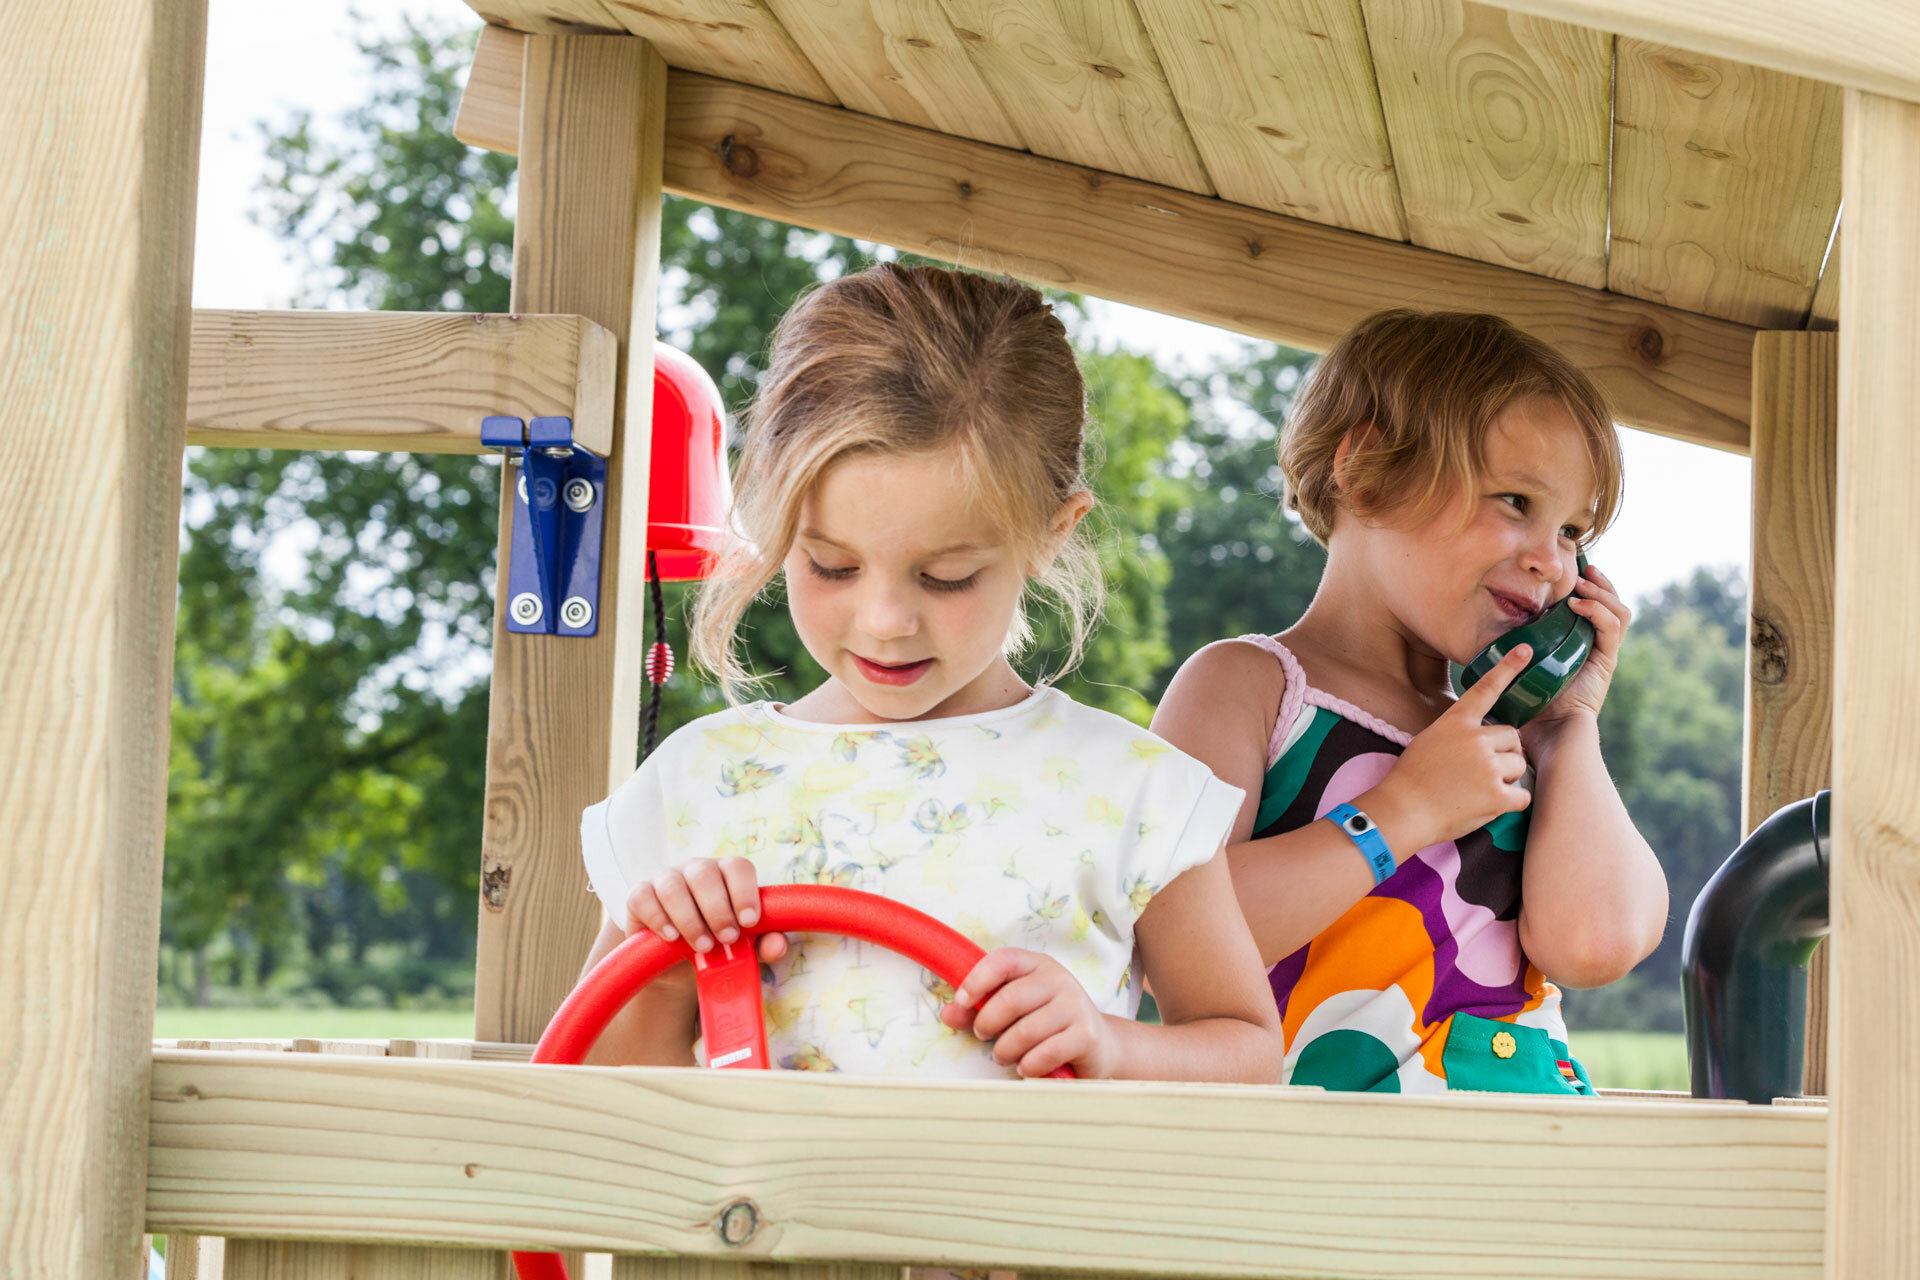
575, 263, 1280, 1082
1153, 310, 1668, 1094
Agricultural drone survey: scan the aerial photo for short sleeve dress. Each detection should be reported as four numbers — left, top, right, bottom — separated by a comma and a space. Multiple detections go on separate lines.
581, 686, 1244, 1078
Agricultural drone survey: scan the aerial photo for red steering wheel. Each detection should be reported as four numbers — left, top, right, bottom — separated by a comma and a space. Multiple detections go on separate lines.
512, 884, 1072, 1280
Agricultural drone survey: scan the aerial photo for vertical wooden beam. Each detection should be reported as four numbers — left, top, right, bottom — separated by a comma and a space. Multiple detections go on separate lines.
476, 34, 664, 1044
1743, 330, 1838, 1096
0, 0, 206, 1276
1830, 87, 1920, 1279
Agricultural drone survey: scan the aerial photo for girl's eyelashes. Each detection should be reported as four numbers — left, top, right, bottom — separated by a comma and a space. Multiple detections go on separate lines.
1495, 494, 1587, 543
803, 554, 979, 594
804, 556, 856, 581
920, 571, 979, 594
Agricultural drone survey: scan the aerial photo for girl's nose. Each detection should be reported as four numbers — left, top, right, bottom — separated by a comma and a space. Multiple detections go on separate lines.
856, 582, 919, 641
1518, 527, 1563, 582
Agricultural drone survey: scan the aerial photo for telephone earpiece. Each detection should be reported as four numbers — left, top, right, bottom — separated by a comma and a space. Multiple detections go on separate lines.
1453, 552, 1593, 727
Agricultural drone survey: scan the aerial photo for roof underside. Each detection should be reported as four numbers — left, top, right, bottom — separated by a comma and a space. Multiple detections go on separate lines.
466, 0, 1842, 334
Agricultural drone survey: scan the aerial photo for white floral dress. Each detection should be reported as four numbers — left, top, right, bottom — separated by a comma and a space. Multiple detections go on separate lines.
581, 686, 1243, 1078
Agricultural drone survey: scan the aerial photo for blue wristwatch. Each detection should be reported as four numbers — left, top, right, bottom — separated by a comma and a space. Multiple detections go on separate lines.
1326, 802, 1395, 885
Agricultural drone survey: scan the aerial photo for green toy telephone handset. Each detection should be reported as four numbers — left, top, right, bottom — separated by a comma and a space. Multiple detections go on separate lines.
1453, 552, 1592, 727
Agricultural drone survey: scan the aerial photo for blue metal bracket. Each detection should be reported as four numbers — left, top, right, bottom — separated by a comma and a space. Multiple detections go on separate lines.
482, 414, 606, 637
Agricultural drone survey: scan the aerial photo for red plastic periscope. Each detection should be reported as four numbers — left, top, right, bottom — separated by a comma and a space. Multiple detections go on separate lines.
511, 885, 1075, 1280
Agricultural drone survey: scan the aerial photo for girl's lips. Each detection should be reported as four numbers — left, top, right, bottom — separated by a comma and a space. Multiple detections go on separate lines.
853, 655, 933, 686
1489, 589, 1539, 625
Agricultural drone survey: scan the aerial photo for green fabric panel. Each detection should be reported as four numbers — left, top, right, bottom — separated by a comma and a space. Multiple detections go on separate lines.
1253, 708, 1341, 833
1290, 1028, 1403, 1093
1485, 808, 1531, 853
1550, 1037, 1596, 1095
1442, 1012, 1588, 1096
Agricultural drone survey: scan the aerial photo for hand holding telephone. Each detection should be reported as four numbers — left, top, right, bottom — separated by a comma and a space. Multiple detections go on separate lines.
1452, 552, 1593, 727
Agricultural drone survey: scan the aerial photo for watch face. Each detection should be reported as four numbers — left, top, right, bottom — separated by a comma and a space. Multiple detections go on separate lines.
1345, 813, 1372, 835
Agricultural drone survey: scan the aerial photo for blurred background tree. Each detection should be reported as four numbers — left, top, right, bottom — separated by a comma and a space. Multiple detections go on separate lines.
163, 15, 1746, 1044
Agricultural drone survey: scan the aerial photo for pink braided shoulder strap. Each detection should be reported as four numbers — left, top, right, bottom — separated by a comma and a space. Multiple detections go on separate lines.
1232, 633, 1416, 763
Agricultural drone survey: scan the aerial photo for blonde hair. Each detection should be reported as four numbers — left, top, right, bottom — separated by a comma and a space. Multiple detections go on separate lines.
1279, 309, 1624, 545
690, 263, 1103, 698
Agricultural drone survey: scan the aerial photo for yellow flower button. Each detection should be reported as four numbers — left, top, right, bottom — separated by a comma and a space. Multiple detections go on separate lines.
1491, 1030, 1517, 1059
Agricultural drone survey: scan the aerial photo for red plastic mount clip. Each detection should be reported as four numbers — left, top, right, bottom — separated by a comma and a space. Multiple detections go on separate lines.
693, 941, 769, 1070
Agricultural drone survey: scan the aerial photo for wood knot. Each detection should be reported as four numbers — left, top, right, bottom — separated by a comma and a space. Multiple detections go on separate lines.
1751, 615, 1789, 684
1630, 326, 1666, 362
954, 27, 982, 43
1496, 210, 1532, 224
1092, 63, 1125, 79
481, 859, 511, 911
718, 134, 760, 178
957, 181, 973, 199
1245, 238, 1264, 259
1256, 125, 1291, 140
1685, 140, 1733, 161
464, 1163, 480, 1179
904, 36, 932, 48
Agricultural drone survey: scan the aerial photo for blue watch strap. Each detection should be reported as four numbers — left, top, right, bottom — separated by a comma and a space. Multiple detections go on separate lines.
1326, 802, 1395, 885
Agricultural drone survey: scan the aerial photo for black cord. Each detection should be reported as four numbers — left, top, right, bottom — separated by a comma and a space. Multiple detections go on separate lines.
642, 550, 666, 759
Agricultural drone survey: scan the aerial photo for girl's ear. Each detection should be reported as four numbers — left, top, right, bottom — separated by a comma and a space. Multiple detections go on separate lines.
1033, 489, 1094, 573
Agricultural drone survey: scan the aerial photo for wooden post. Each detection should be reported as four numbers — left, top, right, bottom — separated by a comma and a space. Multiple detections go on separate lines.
1743, 330, 1837, 1096
475, 34, 665, 1044
1830, 87, 1920, 1278
0, 0, 206, 1275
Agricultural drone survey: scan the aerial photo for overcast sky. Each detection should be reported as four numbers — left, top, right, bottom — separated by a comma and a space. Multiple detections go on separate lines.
191, 0, 1753, 614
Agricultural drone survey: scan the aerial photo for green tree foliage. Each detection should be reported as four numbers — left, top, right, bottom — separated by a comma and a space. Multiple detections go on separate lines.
167, 15, 1751, 1032
163, 14, 1199, 1002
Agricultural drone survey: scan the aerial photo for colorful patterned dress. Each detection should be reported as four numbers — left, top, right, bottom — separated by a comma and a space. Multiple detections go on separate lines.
1238, 635, 1593, 1095
581, 686, 1243, 1079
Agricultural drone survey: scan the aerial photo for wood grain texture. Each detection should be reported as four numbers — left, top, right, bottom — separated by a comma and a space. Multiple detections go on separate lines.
614, 1263, 897, 1280
1132, 0, 1405, 238
1364, 0, 1610, 288
763, 0, 1024, 148
935, 0, 1213, 194
456, 24, 527, 155
598, 0, 837, 102
166, 1236, 229, 1280
1744, 331, 1837, 1096
224, 1242, 503, 1280
1609, 44, 1842, 329
464, 0, 625, 35
0, 1, 207, 1276
187, 311, 616, 454
1486, 0, 1920, 105
475, 35, 667, 1044
223, 1042, 505, 1280
1829, 86, 1920, 1280
662, 71, 1754, 449
146, 1054, 1827, 1277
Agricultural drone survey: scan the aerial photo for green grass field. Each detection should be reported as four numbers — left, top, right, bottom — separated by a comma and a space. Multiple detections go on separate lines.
156, 1008, 1691, 1092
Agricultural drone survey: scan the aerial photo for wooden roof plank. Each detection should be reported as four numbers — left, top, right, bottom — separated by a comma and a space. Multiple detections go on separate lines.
1133, 0, 1406, 240
465, 0, 625, 34
763, 0, 1026, 150
934, 0, 1215, 194
1364, 0, 1611, 289
596, 0, 839, 103
1608, 42, 1842, 330
661, 70, 1753, 451
1490, 0, 1920, 105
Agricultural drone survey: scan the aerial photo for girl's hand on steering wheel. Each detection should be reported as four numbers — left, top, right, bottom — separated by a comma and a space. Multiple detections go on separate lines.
624, 857, 789, 964
942, 948, 1118, 1078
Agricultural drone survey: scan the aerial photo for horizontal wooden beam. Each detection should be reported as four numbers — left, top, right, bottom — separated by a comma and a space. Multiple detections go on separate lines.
660, 72, 1755, 451
1489, 0, 1920, 105
454, 24, 525, 156
148, 1052, 1825, 1277
187, 310, 616, 455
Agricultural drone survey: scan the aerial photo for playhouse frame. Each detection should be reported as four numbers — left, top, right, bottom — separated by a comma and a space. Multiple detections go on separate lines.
4, 1, 1912, 1277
